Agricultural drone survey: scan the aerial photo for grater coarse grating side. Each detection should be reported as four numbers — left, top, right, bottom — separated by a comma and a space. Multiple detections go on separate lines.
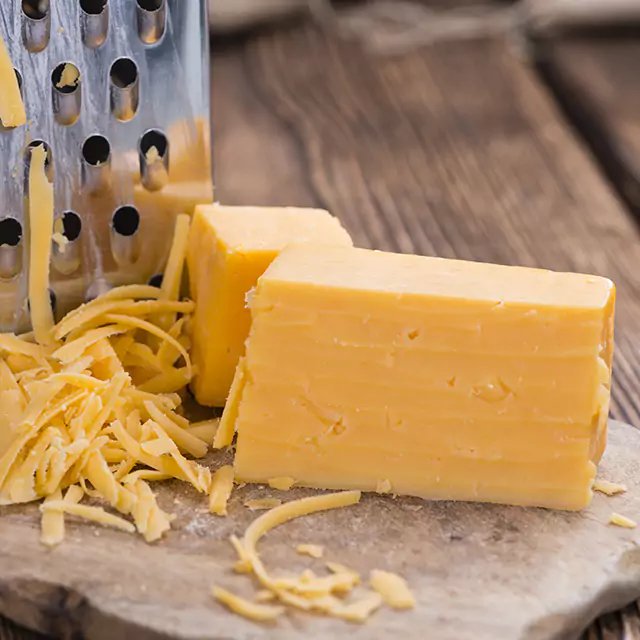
0, 0, 213, 333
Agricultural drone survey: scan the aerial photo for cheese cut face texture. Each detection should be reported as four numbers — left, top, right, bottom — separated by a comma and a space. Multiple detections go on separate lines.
187, 206, 353, 406
229, 245, 616, 511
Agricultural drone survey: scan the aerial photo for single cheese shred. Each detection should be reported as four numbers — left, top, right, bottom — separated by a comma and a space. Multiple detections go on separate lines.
245, 498, 282, 511
296, 544, 324, 559
0, 33, 26, 127
594, 479, 627, 496
209, 465, 234, 516
370, 569, 416, 609
609, 513, 637, 529
28, 144, 55, 345
212, 586, 284, 622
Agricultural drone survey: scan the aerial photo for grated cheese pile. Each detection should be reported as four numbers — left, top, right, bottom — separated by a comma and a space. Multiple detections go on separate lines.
0, 211, 219, 545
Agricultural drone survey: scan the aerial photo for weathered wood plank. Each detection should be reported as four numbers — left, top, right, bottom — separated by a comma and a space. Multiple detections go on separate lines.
535, 31, 640, 219
212, 22, 640, 428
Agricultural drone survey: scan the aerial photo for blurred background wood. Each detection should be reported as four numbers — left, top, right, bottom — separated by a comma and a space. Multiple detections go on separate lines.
535, 29, 640, 223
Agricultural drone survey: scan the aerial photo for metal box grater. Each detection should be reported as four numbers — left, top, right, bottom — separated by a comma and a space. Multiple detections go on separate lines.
0, 0, 213, 332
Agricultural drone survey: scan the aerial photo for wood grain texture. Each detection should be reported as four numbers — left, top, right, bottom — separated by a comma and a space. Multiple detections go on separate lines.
535, 30, 640, 221
213, 21, 640, 426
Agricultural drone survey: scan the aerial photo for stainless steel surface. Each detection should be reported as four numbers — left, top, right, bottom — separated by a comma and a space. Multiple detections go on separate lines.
136, 0, 166, 45
0, 0, 213, 331
51, 62, 82, 126
52, 211, 82, 275
139, 128, 169, 191
110, 205, 140, 267
21, 0, 51, 53
79, 0, 109, 49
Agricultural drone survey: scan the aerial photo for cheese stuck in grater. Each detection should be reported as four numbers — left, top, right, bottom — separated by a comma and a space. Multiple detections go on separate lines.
0, 0, 213, 332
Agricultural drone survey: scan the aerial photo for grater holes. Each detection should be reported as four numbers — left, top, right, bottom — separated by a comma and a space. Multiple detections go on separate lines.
52, 62, 81, 95
110, 58, 137, 89
0, 219, 23, 247
109, 58, 139, 121
81, 134, 111, 193
112, 206, 140, 237
52, 211, 82, 274
52, 62, 82, 126
60, 211, 82, 242
82, 134, 110, 166
139, 129, 169, 191
80, 0, 107, 14
138, 0, 162, 9
0, 219, 22, 281
80, 0, 109, 48
148, 274, 163, 288
22, 0, 49, 20
111, 206, 141, 265
136, 0, 166, 44
22, 0, 51, 52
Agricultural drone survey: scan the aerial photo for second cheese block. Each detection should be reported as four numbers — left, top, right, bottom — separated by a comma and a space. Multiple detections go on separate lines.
187, 205, 353, 406
225, 245, 615, 511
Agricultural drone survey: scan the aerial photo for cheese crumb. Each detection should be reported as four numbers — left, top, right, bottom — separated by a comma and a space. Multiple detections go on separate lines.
255, 590, 276, 603
52, 232, 69, 254
332, 593, 383, 623
609, 513, 637, 529
245, 498, 282, 511
370, 569, 416, 609
56, 63, 80, 89
594, 479, 627, 496
212, 586, 283, 622
376, 479, 391, 494
146, 146, 161, 165
209, 465, 234, 516
268, 477, 295, 491
326, 562, 360, 584
297, 543, 324, 559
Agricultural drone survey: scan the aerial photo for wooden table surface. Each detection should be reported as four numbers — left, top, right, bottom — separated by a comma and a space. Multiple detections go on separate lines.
4, 4, 640, 639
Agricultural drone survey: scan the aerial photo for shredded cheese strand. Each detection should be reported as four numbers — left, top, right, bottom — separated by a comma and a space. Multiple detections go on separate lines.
0, 33, 26, 127
52, 325, 129, 364
54, 299, 194, 341
143, 401, 207, 458
212, 586, 284, 622
209, 465, 234, 516
103, 314, 192, 378
28, 145, 55, 345
243, 491, 362, 557
161, 214, 191, 300
40, 501, 136, 533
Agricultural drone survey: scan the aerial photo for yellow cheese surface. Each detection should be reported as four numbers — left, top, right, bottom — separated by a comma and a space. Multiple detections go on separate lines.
0, 33, 26, 127
227, 245, 615, 511
187, 205, 353, 406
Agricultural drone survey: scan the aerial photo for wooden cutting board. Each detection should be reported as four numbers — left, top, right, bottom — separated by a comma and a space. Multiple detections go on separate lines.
1, 420, 640, 640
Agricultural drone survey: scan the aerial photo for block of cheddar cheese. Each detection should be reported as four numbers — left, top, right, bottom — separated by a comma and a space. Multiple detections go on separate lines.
224, 245, 615, 511
187, 205, 353, 406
